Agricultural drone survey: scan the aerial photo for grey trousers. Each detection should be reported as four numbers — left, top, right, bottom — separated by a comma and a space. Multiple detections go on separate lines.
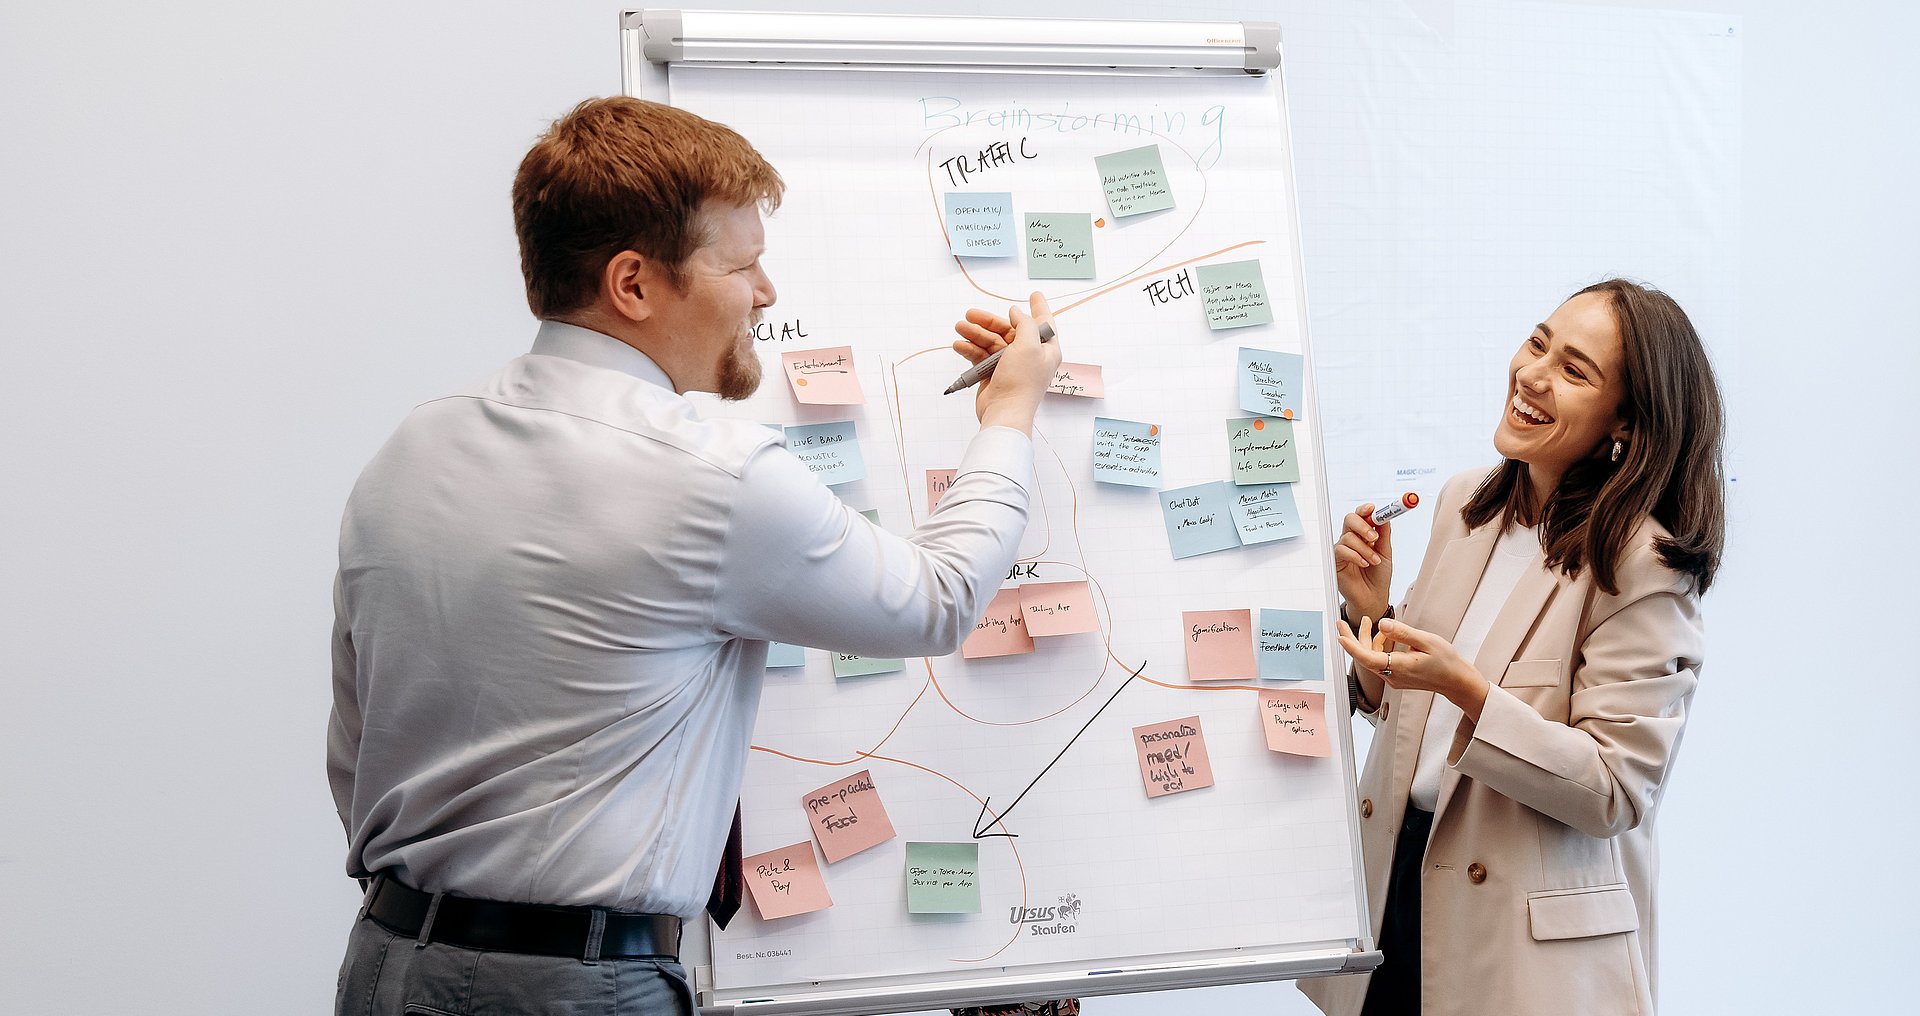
334, 912, 696, 1016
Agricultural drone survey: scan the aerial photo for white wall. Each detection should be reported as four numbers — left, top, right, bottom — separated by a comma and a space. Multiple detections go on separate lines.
0, 1, 1912, 1013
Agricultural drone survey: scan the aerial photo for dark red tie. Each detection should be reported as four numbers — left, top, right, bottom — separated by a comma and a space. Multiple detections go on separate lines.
706, 804, 743, 929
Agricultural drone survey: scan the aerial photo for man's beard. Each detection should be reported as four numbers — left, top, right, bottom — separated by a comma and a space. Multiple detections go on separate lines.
715, 328, 762, 401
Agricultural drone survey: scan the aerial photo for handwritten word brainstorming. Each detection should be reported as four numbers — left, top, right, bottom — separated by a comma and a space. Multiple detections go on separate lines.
742, 841, 833, 920
1131, 715, 1216, 798
905, 841, 981, 913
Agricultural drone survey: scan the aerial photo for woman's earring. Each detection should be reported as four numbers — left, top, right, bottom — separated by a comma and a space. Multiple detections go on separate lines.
1611, 439, 1624, 463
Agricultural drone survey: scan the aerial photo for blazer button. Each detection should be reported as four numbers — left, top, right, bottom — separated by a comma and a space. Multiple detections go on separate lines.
1361, 798, 1373, 819
1467, 862, 1488, 884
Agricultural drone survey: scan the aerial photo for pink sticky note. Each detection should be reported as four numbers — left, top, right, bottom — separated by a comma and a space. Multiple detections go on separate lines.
1047, 362, 1106, 398
1183, 609, 1257, 682
742, 841, 834, 920
963, 587, 1035, 659
1132, 715, 1216, 799
926, 468, 958, 511
781, 346, 865, 405
1018, 580, 1100, 637
802, 769, 898, 863
1261, 689, 1331, 757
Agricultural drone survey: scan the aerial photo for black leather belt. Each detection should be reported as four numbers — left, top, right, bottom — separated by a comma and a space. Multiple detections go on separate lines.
363, 874, 682, 960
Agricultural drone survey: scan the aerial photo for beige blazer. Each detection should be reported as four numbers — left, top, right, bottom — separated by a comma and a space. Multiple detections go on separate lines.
1300, 468, 1703, 1016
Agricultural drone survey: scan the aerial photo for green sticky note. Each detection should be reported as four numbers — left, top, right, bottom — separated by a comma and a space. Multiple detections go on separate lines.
1024, 213, 1096, 280
906, 841, 981, 913
1227, 416, 1300, 485
859, 508, 881, 525
832, 653, 904, 679
1095, 144, 1175, 218
1197, 260, 1274, 330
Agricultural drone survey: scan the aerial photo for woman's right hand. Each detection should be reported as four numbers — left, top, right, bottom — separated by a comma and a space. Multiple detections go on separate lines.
1333, 503, 1393, 626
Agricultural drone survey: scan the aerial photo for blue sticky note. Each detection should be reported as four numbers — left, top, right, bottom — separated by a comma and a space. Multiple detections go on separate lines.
1197, 260, 1274, 329
1229, 483, 1303, 545
1238, 348, 1305, 419
1158, 481, 1242, 559
786, 420, 865, 486
1258, 609, 1325, 681
767, 642, 807, 669
944, 192, 1016, 257
1228, 417, 1301, 485
1024, 212, 1096, 279
1091, 417, 1162, 487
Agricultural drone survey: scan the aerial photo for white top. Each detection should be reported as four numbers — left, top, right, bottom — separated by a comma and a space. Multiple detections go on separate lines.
327, 321, 1034, 918
1409, 522, 1541, 812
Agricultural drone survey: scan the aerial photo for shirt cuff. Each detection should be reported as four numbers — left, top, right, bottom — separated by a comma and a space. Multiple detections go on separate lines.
954, 425, 1034, 492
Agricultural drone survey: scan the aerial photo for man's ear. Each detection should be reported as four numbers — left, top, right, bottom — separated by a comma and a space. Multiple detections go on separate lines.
601, 250, 655, 325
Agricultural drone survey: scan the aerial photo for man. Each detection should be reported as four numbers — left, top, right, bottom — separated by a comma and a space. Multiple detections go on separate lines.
328, 97, 1060, 1015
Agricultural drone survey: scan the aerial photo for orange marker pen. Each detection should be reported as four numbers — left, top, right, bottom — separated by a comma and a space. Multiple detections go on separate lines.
1368, 492, 1419, 526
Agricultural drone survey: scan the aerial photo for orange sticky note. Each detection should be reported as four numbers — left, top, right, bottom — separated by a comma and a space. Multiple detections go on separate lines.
963, 587, 1035, 659
1018, 580, 1100, 637
1261, 689, 1331, 757
926, 468, 958, 511
1132, 715, 1216, 799
780, 346, 865, 405
1047, 362, 1105, 398
802, 769, 898, 863
1183, 609, 1257, 681
742, 841, 834, 920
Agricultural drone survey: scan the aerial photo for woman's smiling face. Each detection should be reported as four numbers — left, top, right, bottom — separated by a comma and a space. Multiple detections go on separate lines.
1495, 291, 1629, 497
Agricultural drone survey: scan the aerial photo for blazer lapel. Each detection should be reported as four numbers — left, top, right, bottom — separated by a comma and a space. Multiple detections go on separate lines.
1388, 525, 1499, 810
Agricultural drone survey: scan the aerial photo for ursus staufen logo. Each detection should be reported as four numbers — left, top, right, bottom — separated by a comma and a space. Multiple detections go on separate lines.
1008, 892, 1083, 935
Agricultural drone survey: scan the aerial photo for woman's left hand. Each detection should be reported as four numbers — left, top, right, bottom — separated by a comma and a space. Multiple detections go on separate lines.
1335, 617, 1492, 721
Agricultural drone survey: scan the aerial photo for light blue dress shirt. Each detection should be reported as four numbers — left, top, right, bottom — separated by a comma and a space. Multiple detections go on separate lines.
328, 321, 1033, 918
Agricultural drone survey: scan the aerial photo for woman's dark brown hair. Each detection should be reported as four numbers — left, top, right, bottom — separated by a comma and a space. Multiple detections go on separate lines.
1462, 278, 1726, 594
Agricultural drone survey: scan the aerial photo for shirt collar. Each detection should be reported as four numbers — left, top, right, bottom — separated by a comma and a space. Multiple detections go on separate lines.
530, 320, 675, 390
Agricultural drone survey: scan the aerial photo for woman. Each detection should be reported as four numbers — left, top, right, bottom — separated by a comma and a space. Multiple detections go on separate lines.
1300, 279, 1724, 1016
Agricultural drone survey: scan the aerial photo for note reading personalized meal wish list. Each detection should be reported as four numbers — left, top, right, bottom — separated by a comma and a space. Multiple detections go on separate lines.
1024, 212, 1096, 280
1094, 144, 1175, 218
1196, 260, 1273, 330
742, 841, 833, 921
1159, 481, 1241, 559
1131, 715, 1216, 799
943, 191, 1016, 257
1182, 609, 1258, 682
781, 346, 865, 405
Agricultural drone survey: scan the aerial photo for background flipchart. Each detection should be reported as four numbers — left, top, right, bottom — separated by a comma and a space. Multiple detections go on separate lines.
629, 18, 1371, 1012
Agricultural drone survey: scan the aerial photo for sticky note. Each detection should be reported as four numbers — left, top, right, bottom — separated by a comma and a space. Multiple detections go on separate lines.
1238, 348, 1305, 419
1260, 689, 1331, 757
906, 841, 981, 913
962, 587, 1034, 659
1182, 609, 1258, 682
1159, 481, 1242, 559
833, 653, 904, 678
944, 191, 1016, 257
1228, 416, 1301, 485
803, 769, 897, 863
1018, 580, 1100, 637
1095, 144, 1175, 218
743, 841, 833, 920
1024, 212, 1096, 280
926, 468, 957, 511
1132, 716, 1216, 799
1048, 362, 1105, 398
1091, 417, 1161, 487
1197, 260, 1274, 330
785, 421, 866, 487
781, 346, 865, 405
767, 642, 806, 669
859, 508, 881, 525
1229, 483, 1303, 545
1258, 608, 1325, 681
